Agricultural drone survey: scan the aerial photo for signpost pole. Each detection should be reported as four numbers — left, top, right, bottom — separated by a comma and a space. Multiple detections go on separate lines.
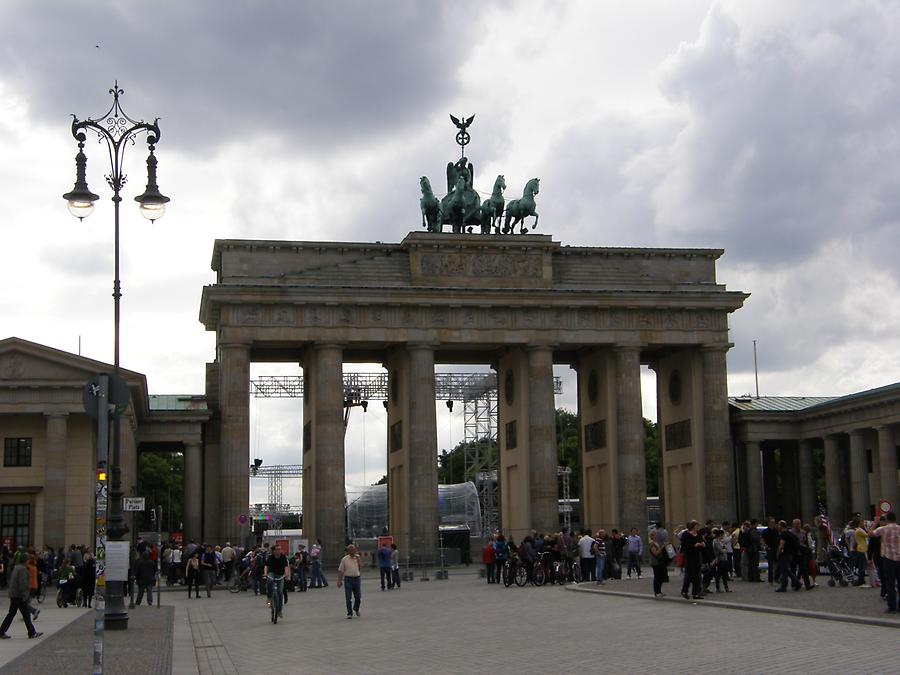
92, 375, 110, 675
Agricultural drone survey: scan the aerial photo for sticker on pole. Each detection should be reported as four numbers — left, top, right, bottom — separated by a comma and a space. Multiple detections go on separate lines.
878, 499, 894, 515
238, 514, 248, 525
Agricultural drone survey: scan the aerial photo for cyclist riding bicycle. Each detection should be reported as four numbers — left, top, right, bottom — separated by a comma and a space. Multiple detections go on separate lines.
264, 545, 289, 619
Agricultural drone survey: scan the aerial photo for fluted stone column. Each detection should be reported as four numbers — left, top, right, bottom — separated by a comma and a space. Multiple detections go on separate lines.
824, 434, 846, 524
184, 442, 203, 543
848, 430, 870, 516
745, 441, 764, 521
702, 345, 735, 522
527, 346, 559, 534
797, 439, 816, 523
615, 346, 646, 531
44, 413, 68, 549
218, 343, 250, 544
877, 424, 898, 507
314, 344, 346, 567
407, 344, 438, 562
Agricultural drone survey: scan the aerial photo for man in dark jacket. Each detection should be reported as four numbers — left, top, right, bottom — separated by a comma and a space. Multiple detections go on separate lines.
0, 554, 41, 639
135, 550, 157, 606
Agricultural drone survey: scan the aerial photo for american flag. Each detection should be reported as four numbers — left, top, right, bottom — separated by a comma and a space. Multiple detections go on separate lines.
817, 502, 838, 547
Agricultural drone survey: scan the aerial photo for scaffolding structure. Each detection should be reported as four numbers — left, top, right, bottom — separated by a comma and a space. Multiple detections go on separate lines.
250, 372, 562, 537
249, 463, 303, 515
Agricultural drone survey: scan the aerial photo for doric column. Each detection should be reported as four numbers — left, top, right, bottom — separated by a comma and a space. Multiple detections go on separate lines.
797, 439, 816, 523
615, 345, 646, 531
876, 425, 898, 507
527, 346, 558, 534
824, 434, 846, 524
701, 345, 735, 522
183, 441, 203, 543
313, 344, 346, 566
744, 441, 764, 521
218, 342, 250, 544
43, 413, 68, 549
407, 344, 439, 562
848, 430, 870, 516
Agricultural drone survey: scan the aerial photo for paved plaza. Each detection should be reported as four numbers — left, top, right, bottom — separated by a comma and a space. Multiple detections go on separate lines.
0, 569, 896, 674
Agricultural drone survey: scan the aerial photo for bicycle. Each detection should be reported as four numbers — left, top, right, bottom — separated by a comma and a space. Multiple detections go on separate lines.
36, 572, 48, 604
267, 574, 285, 624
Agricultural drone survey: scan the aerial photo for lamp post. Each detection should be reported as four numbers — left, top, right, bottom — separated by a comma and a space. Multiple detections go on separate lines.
63, 82, 170, 631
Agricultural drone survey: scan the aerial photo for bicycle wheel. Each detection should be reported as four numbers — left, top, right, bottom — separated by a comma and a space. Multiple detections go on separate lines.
56, 589, 64, 608
532, 564, 546, 587
514, 564, 528, 587
76, 588, 84, 607
555, 563, 567, 585
37, 584, 46, 604
572, 561, 581, 583
502, 563, 513, 587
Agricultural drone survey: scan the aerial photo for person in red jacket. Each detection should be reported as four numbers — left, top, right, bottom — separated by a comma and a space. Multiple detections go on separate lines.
482, 539, 496, 583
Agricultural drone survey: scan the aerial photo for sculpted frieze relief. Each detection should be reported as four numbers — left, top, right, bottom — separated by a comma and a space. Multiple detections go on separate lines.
226, 303, 726, 333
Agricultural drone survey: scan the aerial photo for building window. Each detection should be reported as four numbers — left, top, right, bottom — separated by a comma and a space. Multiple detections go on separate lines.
3, 438, 32, 467
0, 504, 30, 549
390, 421, 403, 452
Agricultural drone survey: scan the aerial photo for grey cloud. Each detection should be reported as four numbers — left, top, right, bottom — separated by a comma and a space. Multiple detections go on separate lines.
1, 1, 490, 154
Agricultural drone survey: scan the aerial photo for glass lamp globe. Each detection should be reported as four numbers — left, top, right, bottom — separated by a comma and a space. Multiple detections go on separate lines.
67, 200, 95, 220
138, 201, 166, 222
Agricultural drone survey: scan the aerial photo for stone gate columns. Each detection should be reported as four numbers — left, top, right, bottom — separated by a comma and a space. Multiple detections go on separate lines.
301, 344, 345, 566
527, 346, 559, 534
702, 345, 734, 523
407, 344, 439, 561
44, 412, 68, 549
849, 430, 870, 516
615, 346, 646, 532
877, 424, 898, 507
744, 441, 763, 521
577, 350, 617, 532
218, 343, 250, 544
824, 434, 846, 524
797, 439, 816, 523
184, 441, 203, 542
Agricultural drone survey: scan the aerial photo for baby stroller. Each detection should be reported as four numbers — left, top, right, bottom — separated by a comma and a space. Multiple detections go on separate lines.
825, 545, 857, 587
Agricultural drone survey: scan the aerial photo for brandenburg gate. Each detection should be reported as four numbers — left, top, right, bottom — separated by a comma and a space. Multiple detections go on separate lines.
199, 232, 747, 563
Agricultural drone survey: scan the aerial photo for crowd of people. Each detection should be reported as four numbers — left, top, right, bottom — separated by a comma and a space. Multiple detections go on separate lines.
478, 509, 899, 615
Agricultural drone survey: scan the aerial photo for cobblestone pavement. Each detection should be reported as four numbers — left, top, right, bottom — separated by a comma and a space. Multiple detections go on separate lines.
0, 603, 172, 675
3, 570, 897, 674
169, 571, 896, 675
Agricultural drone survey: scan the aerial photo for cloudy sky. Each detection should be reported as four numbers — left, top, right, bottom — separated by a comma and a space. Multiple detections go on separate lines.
2, 1, 898, 504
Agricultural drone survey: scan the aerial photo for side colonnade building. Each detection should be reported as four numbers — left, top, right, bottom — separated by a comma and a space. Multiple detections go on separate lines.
731, 385, 900, 526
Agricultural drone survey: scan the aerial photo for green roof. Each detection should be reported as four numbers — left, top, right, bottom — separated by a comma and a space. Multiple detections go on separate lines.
730, 381, 900, 413
149, 395, 209, 412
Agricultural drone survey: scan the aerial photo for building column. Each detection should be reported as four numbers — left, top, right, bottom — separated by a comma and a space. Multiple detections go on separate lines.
183, 442, 203, 543
781, 445, 800, 518
218, 343, 250, 545
848, 429, 870, 516
313, 344, 346, 567
407, 344, 438, 563
527, 346, 558, 534
43, 413, 68, 549
744, 441, 764, 521
876, 424, 898, 507
702, 345, 735, 523
615, 346, 645, 531
824, 434, 846, 525
797, 438, 816, 524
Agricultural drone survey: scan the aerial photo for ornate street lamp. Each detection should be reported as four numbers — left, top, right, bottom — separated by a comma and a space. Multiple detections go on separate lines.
63, 82, 170, 630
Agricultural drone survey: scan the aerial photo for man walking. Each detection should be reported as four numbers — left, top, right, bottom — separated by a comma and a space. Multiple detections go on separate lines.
200, 544, 217, 598
221, 542, 235, 583
310, 539, 328, 588
868, 510, 899, 613
377, 541, 393, 590
135, 550, 157, 606
578, 530, 595, 582
626, 528, 643, 579
0, 554, 42, 639
337, 544, 362, 619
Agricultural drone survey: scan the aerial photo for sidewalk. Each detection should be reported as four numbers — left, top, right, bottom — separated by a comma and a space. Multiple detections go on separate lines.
568, 573, 900, 628
0, 603, 173, 675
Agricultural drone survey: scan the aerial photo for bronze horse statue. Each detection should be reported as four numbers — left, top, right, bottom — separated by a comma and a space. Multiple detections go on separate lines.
504, 177, 540, 234
419, 176, 441, 232
479, 174, 506, 234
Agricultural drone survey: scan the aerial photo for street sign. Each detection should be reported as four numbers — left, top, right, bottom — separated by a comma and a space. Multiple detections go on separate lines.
83, 372, 130, 420
123, 497, 145, 511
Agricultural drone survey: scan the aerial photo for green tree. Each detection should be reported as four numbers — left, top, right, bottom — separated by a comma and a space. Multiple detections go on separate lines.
138, 452, 184, 532
556, 408, 580, 498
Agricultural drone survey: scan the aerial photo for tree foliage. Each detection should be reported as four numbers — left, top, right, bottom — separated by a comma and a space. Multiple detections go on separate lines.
138, 452, 184, 532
